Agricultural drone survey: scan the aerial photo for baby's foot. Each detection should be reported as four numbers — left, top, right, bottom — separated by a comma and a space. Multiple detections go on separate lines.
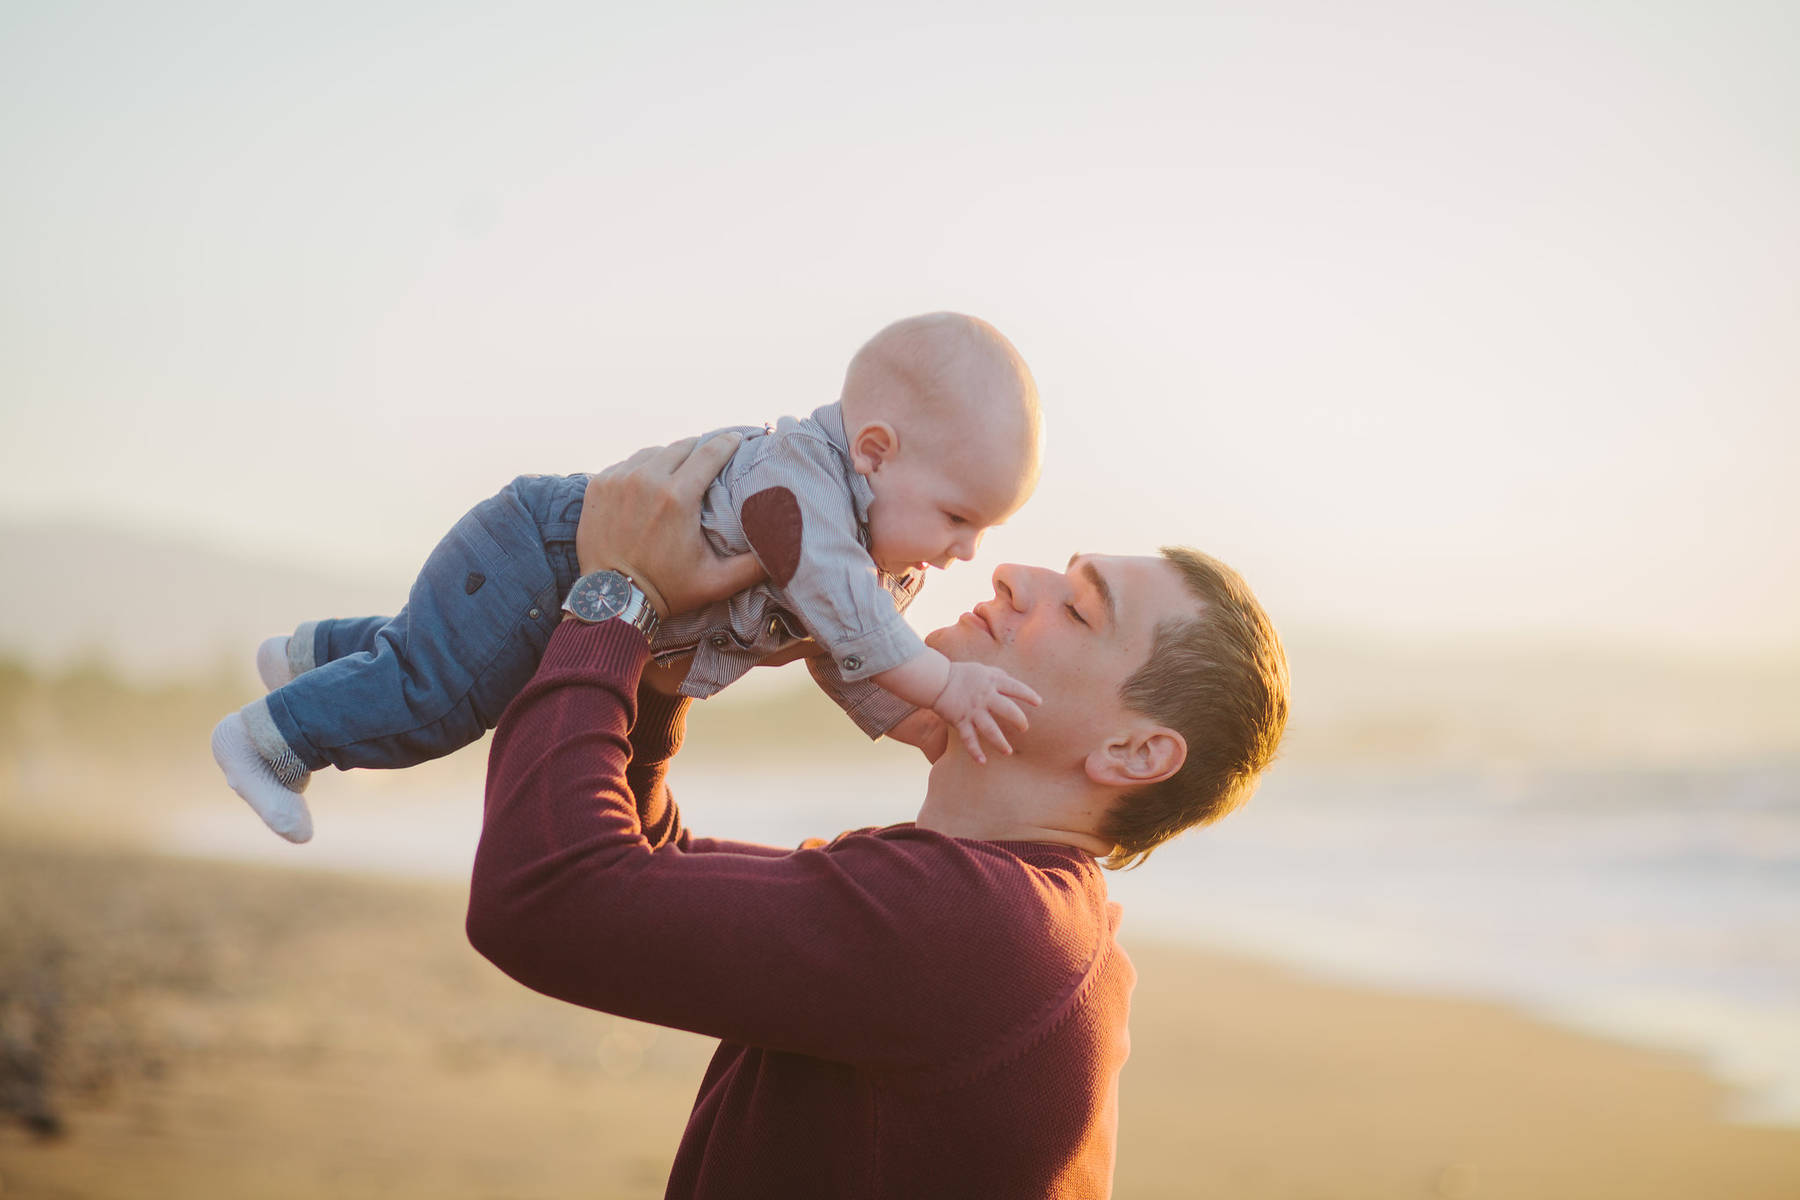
210, 713, 314, 843
256, 635, 295, 690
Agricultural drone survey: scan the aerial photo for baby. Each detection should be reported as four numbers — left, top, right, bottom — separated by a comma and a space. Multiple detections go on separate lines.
211, 312, 1045, 842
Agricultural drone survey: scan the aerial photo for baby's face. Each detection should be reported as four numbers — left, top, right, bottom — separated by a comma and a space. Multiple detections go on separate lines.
862, 428, 1035, 578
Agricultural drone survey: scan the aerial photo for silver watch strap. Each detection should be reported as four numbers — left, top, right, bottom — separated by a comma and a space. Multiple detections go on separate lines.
618, 583, 660, 640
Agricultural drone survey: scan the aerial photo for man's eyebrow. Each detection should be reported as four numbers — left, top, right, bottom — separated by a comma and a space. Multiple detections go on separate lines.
1066, 553, 1116, 627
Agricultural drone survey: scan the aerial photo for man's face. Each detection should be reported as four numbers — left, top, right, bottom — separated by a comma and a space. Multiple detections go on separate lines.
925, 553, 1201, 760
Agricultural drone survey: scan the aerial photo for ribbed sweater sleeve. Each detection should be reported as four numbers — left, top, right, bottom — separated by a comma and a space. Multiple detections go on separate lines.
624, 679, 690, 850
466, 619, 1091, 1073
625, 678, 791, 859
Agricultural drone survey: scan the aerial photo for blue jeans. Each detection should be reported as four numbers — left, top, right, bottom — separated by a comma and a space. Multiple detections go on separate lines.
261, 473, 589, 772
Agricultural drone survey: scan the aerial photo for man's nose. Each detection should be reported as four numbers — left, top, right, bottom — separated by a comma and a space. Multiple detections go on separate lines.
991, 562, 1035, 608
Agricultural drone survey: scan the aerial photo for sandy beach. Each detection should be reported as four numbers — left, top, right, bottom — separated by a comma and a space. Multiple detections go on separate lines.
1, 830, 1795, 1200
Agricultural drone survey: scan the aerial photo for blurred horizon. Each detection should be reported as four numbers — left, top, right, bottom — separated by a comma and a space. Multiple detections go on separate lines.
6, 515, 1796, 774
10, 510, 1800, 667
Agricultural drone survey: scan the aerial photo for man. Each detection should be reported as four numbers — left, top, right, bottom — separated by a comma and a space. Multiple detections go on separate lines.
466, 435, 1289, 1198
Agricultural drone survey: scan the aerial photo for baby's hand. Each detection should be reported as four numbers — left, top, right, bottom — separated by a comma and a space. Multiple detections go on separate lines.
930, 661, 1043, 765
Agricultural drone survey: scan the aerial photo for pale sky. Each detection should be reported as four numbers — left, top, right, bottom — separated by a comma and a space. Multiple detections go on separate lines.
4, 1, 1796, 653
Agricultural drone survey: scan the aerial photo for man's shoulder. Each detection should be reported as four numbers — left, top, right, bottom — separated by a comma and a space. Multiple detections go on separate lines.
821, 826, 1109, 936
818, 826, 1128, 1076
832, 822, 1096, 869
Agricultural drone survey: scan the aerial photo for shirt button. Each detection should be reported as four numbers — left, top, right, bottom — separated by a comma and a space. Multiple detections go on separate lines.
529, 608, 541, 620
710, 634, 729, 648
768, 618, 783, 637
842, 655, 862, 671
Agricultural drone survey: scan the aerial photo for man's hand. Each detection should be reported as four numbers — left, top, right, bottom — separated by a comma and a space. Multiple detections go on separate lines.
576, 434, 767, 619
931, 661, 1042, 765
885, 708, 951, 763
753, 642, 818, 670
640, 654, 693, 697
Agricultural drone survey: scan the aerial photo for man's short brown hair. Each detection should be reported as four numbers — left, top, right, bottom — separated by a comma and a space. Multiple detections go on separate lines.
1098, 546, 1289, 870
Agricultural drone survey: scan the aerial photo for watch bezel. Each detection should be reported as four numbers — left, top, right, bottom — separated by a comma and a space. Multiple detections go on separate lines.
562, 570, 659, 638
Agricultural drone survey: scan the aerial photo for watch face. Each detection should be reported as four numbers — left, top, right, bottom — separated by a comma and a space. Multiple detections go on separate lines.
567, 572, 631, 623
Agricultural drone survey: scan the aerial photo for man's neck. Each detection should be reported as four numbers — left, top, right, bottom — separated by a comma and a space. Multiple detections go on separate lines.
914, 753, 1115, 857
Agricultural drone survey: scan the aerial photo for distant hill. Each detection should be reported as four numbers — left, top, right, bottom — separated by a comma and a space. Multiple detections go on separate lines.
3, 519, 1796, 767
0, 519, 405, 685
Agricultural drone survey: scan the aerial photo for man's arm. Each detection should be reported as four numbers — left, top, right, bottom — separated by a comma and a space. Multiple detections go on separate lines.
882, 707, 950, 761
465, 436, 1075, 1067
466, 618, 1064, 1069
626, 676, 793, 858
622, 680, 690, 849
588, 441, 790, 858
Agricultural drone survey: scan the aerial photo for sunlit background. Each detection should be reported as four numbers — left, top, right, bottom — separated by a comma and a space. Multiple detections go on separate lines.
3, 3, 1797, 1197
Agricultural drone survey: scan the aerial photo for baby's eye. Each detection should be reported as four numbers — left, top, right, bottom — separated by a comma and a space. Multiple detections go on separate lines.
1065, 604, 1089, 627
945, 513, 968, 526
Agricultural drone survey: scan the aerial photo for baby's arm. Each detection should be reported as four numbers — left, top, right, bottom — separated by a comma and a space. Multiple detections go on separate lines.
724, 428, 1036, 757
873, 648, 1041, 765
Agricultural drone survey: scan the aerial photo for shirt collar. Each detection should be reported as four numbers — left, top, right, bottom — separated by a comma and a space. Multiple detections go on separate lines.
811, 402, 876, 528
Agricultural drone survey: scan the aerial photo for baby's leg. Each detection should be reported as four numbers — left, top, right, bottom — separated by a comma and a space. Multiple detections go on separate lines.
255, 616, 394, 691
228, 617, 405, 838
266, 480, 572, 770
215, 474, 584, 840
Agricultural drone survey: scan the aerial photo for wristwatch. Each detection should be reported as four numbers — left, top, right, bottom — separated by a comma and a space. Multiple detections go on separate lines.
561, 569, 661, 641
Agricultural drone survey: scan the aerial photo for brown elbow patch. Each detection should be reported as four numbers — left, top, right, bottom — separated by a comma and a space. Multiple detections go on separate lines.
741, 486, 804, 588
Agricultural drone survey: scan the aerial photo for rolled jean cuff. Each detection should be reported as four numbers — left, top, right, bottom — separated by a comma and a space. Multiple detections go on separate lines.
240, 695, 309, 779
289, 620, 321, 675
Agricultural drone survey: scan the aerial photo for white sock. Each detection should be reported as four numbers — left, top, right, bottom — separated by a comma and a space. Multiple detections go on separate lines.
211, 712, 314, 843
257, 635, 295, 691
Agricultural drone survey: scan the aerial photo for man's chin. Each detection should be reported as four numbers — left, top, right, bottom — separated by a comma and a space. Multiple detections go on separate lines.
925, 622, 989, 663
924, 624, 967, 658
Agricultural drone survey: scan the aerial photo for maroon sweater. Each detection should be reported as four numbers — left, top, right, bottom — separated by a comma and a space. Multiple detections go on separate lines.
466, 620, 1135, 1199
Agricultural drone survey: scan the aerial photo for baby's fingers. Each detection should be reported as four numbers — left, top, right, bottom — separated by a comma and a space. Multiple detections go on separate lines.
987, 695, 1031, 733
996, 673, 1042, 708
957, 718, 988, 766
973, 710, 1014, 758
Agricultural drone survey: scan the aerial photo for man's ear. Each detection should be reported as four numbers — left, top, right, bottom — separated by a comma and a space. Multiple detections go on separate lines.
1084, 725, 1186, 789
849, 421, 899, 475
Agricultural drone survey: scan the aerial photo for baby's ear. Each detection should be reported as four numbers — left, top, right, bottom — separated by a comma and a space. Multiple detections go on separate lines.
849, 421, 899, 474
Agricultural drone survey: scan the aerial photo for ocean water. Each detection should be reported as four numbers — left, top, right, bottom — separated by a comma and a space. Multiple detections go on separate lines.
163, 756, 1800, 1125
1104, 761, 1800, 1126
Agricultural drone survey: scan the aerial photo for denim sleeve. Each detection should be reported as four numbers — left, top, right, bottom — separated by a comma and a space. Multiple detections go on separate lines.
725, 432, 925, 682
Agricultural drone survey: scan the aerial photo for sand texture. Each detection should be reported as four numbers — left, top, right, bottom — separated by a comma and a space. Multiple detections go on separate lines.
1, 838, 1796, 1199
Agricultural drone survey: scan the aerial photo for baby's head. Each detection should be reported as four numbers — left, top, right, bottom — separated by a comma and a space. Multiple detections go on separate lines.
839, 313, 1042, 577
